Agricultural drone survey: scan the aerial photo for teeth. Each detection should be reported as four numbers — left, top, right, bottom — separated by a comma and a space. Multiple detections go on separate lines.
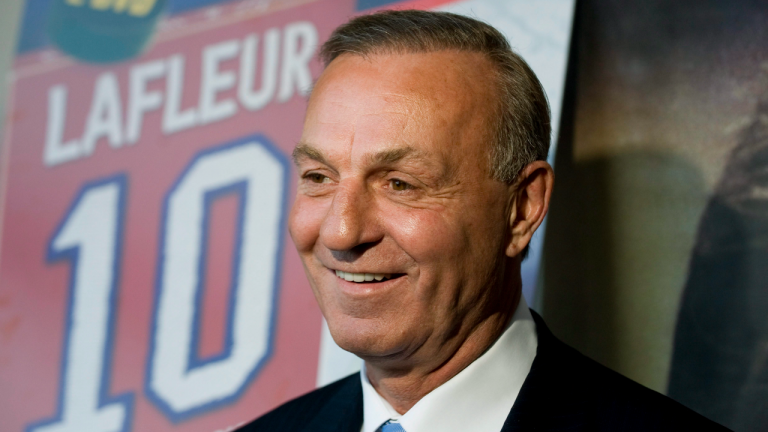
334, 270, 392, 283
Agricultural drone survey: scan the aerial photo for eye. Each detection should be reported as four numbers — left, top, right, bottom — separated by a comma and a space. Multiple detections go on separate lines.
390, 178, 412, 191
306, 173, 329, 184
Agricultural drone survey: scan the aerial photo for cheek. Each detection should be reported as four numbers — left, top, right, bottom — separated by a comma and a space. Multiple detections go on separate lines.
288, 197, 325, 253
386, 205, 469, 265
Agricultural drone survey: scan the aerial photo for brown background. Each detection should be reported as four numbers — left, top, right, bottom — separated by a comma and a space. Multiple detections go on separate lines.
541, 1, 768, 430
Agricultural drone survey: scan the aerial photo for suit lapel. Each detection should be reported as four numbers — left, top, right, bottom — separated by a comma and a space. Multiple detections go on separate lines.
500, 310, 588, 432
303, 375, 364, 432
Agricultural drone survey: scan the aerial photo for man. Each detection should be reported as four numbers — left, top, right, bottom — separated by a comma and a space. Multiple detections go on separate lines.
239, 10, 728, 432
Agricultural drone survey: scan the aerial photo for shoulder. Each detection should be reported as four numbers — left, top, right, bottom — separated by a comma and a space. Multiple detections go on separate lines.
562, 342, 726, 430
507, 311, 731, 431
235, 373, 363, 432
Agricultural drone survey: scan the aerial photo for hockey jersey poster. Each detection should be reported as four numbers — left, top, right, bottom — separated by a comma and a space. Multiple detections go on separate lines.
0, 1, 573, 431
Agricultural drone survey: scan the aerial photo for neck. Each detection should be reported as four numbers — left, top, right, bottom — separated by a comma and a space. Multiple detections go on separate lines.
364, 290, 521, 414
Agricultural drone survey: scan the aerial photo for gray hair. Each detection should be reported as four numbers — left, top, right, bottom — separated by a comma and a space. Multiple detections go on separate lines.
319, 9, 551, 184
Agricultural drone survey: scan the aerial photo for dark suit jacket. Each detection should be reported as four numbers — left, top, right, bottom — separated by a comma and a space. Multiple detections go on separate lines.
238, 311, 730, 431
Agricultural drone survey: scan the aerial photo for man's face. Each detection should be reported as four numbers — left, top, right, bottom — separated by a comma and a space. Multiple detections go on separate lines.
289, 51, 518, 365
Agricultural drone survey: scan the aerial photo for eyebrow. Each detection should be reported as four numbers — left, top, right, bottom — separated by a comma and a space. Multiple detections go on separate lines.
365, 146, 418, 165
292, 143, 328, 166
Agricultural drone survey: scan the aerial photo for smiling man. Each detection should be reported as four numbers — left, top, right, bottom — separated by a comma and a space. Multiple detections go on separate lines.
238, 10, 728, 432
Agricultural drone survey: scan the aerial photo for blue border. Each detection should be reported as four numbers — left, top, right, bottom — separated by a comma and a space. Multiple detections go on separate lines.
144, 134, 290, 423
356, 0, 404, 11
26, 174, 134, 432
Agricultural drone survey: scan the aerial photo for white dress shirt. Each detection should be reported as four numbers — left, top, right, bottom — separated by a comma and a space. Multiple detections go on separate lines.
360, 296, 538, 432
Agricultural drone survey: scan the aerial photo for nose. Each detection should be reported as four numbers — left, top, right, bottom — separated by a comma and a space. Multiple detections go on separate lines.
319, 181, 381, 256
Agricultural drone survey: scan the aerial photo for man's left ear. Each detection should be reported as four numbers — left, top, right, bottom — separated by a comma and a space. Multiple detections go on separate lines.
506, 161, 555, 258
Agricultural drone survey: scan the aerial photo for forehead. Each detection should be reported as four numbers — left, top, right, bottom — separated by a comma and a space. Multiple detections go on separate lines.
300, 51, 497, 167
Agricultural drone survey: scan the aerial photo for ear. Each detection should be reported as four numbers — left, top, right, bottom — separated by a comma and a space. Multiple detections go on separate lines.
505, 161, 555, 258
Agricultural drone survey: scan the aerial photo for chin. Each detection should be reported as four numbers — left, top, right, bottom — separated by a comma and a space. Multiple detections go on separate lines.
326, 313, 403, 358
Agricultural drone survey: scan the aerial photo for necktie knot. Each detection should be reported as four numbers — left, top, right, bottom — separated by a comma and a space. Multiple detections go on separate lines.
378, 419, 406, 432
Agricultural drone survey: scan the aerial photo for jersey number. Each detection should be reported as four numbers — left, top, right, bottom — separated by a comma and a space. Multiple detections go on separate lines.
28, 137, 288, 431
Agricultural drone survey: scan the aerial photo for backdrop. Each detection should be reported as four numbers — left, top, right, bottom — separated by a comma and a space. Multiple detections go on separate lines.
541, 1, 768, 431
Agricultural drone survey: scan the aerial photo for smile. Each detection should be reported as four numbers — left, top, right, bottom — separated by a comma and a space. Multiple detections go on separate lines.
334, 270, 393, 283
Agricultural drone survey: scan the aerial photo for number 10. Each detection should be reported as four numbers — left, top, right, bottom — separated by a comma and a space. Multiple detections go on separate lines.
28, 137, 288, 431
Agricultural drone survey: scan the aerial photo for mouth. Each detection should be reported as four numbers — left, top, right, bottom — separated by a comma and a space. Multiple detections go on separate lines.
333, 270, 404, 283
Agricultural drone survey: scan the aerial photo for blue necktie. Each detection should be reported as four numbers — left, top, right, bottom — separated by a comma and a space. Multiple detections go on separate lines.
378, 419, 406, 432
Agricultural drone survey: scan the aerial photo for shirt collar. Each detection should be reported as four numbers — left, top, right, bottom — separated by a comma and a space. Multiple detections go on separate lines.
360, 296, 538, 432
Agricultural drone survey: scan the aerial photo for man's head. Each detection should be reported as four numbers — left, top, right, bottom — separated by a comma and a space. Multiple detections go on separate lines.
320, 10, 551, 184
289, 10, 554, 374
